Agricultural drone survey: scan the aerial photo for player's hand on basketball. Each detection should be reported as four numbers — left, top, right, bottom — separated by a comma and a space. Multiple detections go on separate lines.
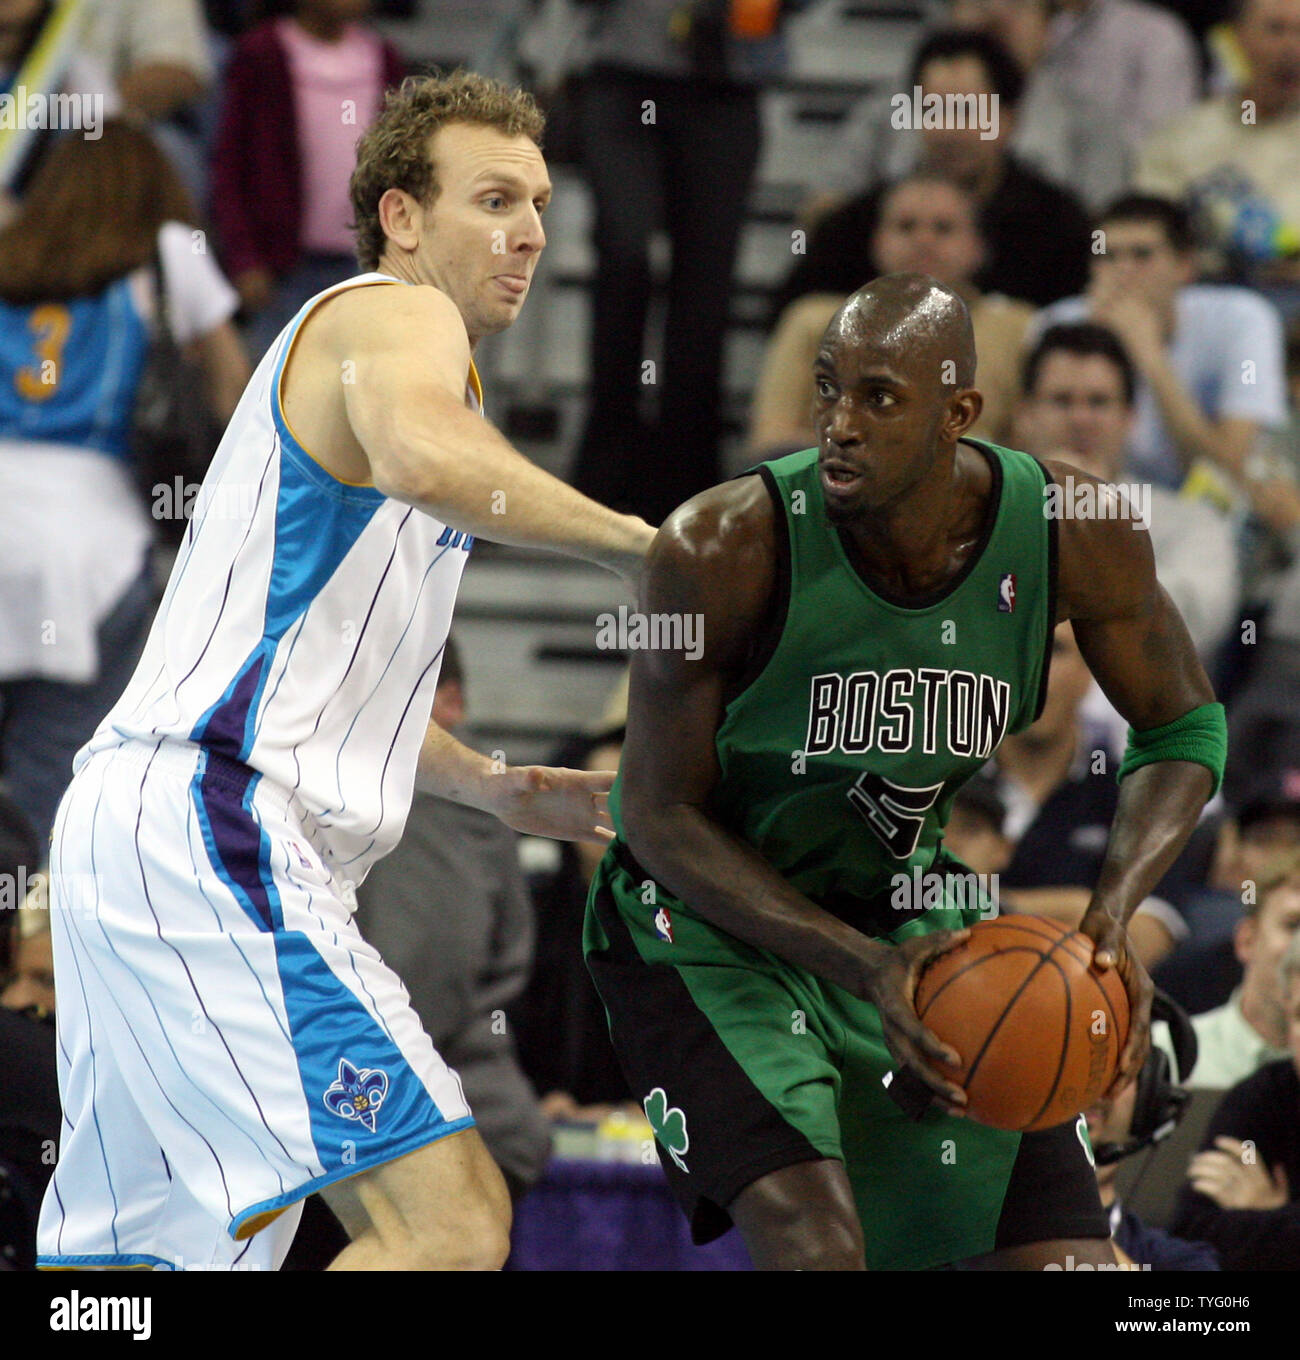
867, 930, 971, 1116
1079, 911, 1153, 1101
492, 763, 616, 845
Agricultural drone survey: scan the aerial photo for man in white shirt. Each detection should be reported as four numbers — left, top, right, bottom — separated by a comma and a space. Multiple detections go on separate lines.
1015, 320, 1241, 669
1156, 849, 1300, 1087
1034, 194, 1287, 490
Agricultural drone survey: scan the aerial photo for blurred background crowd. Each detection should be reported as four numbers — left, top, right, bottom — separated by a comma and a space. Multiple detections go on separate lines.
1, 0, 1299, 1271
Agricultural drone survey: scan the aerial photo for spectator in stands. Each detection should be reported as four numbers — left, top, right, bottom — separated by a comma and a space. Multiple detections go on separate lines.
1224, 669, 1300, 839
1158, 848, 1300, 1087
1038, 0, 1201, 143
989, 621, 1185, 967
0, 873, 59, 1272
1152, 772, 1300, 1015
354, 637, 551, 1201
1, 872, 52, 1017
0, 782, 34, 862
80, 0, 211, 120
749, 173, 1033, 455
211, 0, 406, 359
1035, 195, 1288, 492
1136, 0, 1300, 290
568, 1, 802, 526
818, 0, 1129, 213
0, 0, 120, 204
79, 0, 214, 201
939, 772, 1013, 878
1016, 322, 1240, 667
774, 29, 1092, 316
1086, 1071, 1220, 1270
1224, 461, 1300, 737
1214, 324, 1300, 710
1171, 928, 1300, 1268
0, 121, 247, 843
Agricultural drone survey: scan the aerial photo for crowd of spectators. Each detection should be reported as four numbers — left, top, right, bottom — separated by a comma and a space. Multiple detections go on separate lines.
1, 0, 1300, 1271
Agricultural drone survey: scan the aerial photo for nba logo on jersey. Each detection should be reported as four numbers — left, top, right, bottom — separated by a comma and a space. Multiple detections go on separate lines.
998, 573, 1016, 613
654, 906, 674, 943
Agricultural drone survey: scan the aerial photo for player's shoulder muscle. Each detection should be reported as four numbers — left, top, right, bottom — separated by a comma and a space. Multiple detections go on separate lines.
1044, 458, 1158, 623
644, 475, 777, 665
308, 281, 470, 392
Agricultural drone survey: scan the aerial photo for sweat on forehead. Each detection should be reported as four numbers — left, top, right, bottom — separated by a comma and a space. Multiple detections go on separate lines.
826, 274, 975, 385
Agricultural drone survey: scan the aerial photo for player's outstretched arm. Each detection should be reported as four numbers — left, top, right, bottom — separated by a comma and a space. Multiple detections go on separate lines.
1051, 461, 1222, 1094
334, 285, 653, 580
618, 479, 969, 1111
414, 719, 614, 846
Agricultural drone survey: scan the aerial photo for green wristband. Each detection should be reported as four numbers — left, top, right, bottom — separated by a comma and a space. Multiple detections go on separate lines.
1116, 701, 1228, 798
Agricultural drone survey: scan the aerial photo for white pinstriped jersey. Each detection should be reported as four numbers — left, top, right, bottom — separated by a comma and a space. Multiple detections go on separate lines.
81, 273, 480, 885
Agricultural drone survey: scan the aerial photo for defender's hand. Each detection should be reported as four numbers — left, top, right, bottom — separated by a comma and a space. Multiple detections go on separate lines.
1079, 911, 1153, 1101
492, 764, 615, 845
864, 929, 971, 1116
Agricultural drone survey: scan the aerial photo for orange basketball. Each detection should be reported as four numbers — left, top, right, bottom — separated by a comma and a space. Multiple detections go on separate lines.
914, 914, 1130, 1132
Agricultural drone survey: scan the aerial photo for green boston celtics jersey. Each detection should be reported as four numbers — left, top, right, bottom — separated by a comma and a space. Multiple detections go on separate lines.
611, 437, 1056, 934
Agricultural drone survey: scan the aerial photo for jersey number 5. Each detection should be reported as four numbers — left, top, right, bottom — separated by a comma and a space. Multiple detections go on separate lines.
847, 772, 944, 859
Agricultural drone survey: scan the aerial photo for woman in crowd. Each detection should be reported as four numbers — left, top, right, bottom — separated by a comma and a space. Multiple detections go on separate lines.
0, 119, 247, 843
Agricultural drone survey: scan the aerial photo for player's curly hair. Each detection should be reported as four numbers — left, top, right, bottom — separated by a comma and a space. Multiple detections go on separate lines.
349, 71, 546, 272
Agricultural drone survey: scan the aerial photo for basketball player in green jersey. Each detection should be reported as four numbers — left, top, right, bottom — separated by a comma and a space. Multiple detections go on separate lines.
583, 274, 1227, 1270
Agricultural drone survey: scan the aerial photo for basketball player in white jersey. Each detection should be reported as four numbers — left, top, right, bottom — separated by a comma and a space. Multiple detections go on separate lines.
36, 73, 653, 1272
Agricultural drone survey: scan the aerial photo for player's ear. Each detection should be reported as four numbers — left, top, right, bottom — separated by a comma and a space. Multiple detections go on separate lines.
945, 386, 982, 440
377, 187, 421, 257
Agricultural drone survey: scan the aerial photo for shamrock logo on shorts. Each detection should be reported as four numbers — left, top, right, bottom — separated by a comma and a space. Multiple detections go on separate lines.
643, 1087, 690, 1173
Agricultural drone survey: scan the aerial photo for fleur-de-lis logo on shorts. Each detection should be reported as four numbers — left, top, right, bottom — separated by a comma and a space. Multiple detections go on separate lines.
324, 1059, 389, 1133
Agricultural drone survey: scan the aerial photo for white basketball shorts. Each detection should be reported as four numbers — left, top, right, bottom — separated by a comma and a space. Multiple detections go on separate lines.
36, 738, 474, 1271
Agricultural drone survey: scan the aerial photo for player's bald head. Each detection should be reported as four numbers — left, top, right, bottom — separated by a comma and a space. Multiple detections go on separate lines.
825, 274, 976, 389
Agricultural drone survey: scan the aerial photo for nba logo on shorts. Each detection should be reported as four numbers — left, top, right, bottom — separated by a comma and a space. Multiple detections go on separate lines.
654, 906, 674, 943
997, 573, 1016, 613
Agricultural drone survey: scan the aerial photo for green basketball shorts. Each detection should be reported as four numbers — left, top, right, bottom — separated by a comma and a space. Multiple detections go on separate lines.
583, 843, 1108, 1270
